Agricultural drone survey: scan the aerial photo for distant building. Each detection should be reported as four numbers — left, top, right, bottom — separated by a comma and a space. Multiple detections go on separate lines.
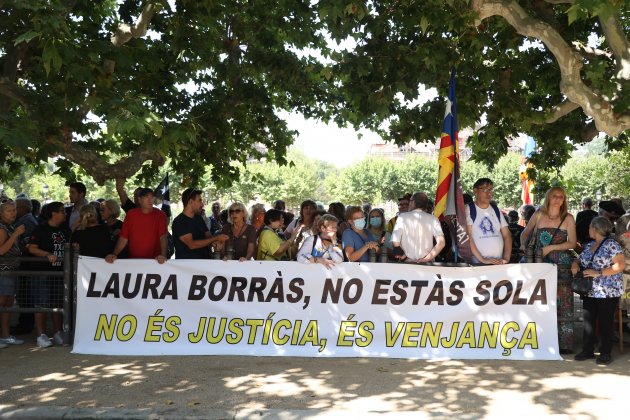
367, 128, 524, 162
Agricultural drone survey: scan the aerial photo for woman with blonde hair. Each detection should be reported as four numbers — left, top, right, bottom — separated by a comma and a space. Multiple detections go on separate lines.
220, 202, 256, 261
71, 204, 114, 257
520, 186, 577, 352
100, 199, 123, 241
521, 186, 576, 263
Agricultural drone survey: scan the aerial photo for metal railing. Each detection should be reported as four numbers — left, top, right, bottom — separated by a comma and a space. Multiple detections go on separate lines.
0, 243, 73, 344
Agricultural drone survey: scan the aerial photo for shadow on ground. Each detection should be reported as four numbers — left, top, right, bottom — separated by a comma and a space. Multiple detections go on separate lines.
1, 343, 629, 418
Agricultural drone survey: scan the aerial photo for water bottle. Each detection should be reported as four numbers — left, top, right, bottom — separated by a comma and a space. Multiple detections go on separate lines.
534, 247, 543, 263
226, 245, 234, 260
368, 248, 377, 263
379, 250, 389, 263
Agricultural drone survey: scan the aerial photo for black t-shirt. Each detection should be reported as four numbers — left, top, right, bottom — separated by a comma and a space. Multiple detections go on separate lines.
71, 225, 115, 258
28, 223, 71, 271
172, 213, 210, 259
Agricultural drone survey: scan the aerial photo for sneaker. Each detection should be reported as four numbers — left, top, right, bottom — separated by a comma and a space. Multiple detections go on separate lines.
596, 354, 612, 365
36, 334, 52, 348
574, 351, 596, 361
0, 336, 25, 345
53, 331, 64, 345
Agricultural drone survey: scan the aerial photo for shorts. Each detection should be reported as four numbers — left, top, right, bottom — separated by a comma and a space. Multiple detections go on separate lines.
30, 275, 64, 308
0, 273, 17, 296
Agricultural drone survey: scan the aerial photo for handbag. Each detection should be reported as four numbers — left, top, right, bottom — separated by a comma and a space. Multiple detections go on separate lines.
571, 270, 592, 295
571, 237, 609, 295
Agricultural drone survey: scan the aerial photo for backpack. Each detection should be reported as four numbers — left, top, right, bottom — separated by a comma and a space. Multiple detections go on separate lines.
467, 202, 505, 224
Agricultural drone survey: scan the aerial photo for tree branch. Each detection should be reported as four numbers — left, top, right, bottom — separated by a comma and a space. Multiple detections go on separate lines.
599, 13, 630, 80
531, 100, 580, 124
572, 41, 612, 60
471, 0, 630, 137
59, 139, 165, 185
0, 79, 29, 110
111, 2, 159, 46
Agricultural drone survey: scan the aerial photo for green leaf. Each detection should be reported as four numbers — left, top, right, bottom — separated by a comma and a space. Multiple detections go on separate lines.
41, 41, 62, 76
13, 30, 41, 45
567, 5, 580, 25
420, 16, 429, 34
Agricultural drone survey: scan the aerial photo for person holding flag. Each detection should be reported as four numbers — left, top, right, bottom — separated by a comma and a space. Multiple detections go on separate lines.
434, 67, 471, 263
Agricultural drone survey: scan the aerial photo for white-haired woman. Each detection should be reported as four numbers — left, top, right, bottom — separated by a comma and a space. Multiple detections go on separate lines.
572, 216, 626, 365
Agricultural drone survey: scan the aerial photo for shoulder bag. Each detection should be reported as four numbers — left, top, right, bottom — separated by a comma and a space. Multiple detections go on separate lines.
572, 237, 609, 295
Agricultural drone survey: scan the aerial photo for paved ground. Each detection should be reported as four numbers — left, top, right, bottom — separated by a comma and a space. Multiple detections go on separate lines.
1, 334, 629, 419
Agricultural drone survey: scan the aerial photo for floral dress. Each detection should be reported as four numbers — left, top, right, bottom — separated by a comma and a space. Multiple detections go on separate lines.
535, 227, 575, 351
578, 238, 624, 299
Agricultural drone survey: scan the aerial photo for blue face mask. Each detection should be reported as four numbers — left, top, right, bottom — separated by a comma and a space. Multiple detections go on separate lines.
370, 217, 382, 228
354, 218, 366, 230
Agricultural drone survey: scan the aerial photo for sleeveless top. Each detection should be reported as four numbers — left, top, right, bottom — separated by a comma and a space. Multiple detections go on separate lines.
0, 222, 21, 270
534, 227, 573, 266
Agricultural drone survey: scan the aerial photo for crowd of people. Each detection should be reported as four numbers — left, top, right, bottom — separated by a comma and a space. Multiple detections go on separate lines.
0, 177, 629, 361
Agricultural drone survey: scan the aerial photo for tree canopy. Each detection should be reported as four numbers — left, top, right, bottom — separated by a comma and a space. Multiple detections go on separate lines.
0, 0, 336, 185
322, 0, 628, 169
1, 0, 628, 186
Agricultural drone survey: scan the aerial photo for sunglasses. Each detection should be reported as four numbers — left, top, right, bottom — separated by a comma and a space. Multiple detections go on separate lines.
0, 198, 13, 204
229, 208, 242, 213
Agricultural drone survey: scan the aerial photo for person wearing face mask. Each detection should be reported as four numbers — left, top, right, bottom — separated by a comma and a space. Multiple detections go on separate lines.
367, 208, 386, 245
391, 192, 445, 263
297, 214, 344, 268
342, 206, 379, 262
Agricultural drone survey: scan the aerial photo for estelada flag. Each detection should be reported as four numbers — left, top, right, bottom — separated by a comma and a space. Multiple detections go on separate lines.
434, 67, 471, 263
154, 173, 171, 219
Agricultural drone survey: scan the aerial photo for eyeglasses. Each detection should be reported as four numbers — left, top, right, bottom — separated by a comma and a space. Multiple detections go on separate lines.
0, 198, 13, 204
229, 208, 242, 213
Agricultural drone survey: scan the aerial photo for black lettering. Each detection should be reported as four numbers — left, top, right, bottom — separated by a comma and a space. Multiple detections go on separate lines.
228, 277, 247, 301
86, 272, 101, 297
426, 281, 444, 305
266, 278, 284, 302
102, 273, 120, 298
511, 280, 528, 305
343, 278, 363, 304
122, 273, 142, 299
474, 280, 492, 306
493, 280, 512, 305
287, 278, 304, 303
447, 280, 464, 306
321, 278, 343, 303
248, 277, 267, 302
188, 275, 207, 300
208, 276, 227, 301
160, 274, 178, 299
371, 279, 390, 305
529, 279, 548, 304
391, 280, 408, 305
142, 274, 161, 299
410, 280, 429, 304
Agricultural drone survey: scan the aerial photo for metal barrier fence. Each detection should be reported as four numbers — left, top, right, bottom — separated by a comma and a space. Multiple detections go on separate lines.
0, 243, 73, 345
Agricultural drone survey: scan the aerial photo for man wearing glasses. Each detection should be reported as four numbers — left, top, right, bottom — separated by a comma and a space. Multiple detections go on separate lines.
466, 178, 511, 265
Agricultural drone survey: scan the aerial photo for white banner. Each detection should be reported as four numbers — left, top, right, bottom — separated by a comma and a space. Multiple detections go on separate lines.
73, 257, 561, 360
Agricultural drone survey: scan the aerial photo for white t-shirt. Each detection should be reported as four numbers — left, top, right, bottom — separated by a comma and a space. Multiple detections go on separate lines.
391, 209, 443, 260
466, 203, 508, 262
